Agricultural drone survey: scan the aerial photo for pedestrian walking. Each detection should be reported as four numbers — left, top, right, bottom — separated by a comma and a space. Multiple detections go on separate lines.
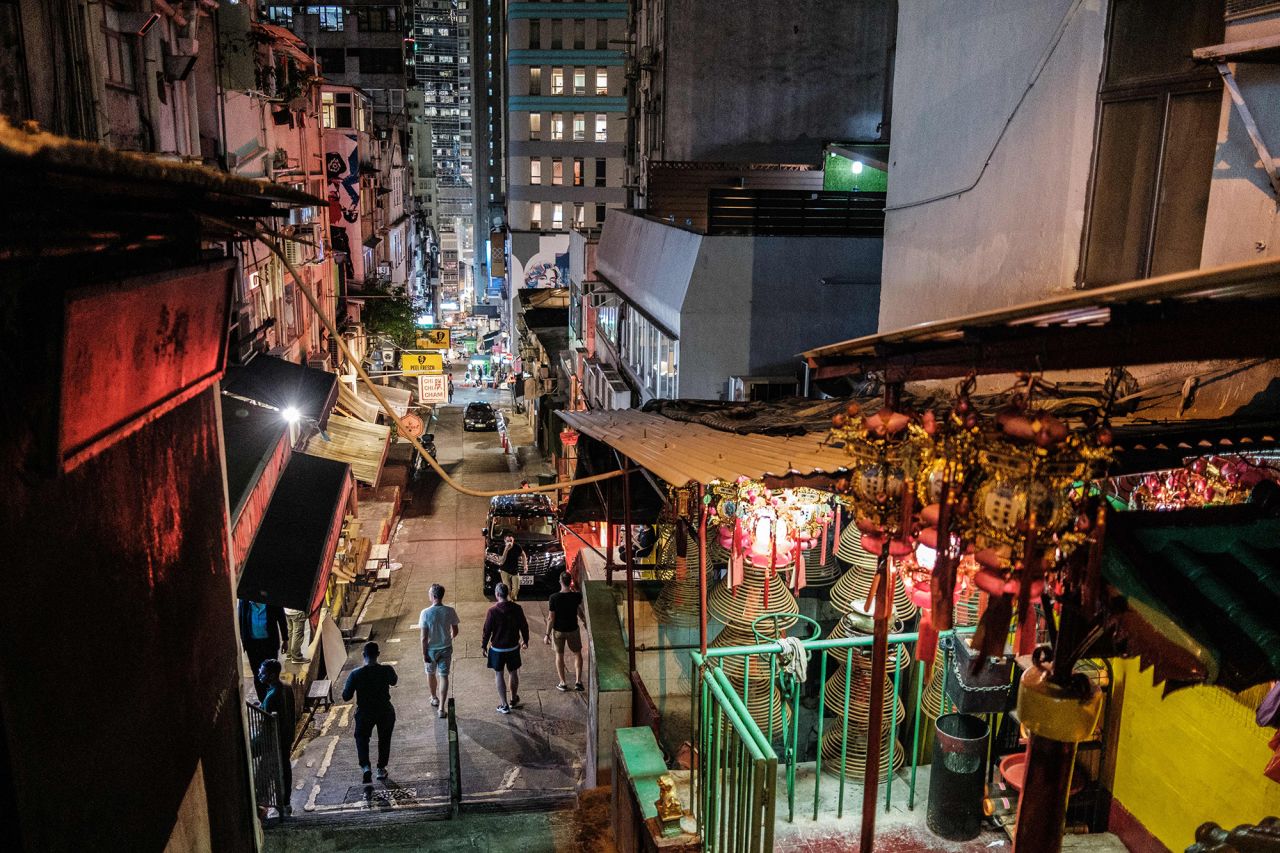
481, 583, 529, 714
283, 606, 309, 663
544, 571, 587, 692
257, 659, 295, 815
419, 583, 460, 719
341, 641, 399, 784
485, 530, 528, 601
238, 599, 287, 699
447, 375, 455, 402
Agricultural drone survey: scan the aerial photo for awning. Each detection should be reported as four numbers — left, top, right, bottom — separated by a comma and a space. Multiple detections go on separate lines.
803, 257, 1280, 382
301, 414, 391, 486
335, 378, 411, 422
237, 454, 352, 614
223, 354, 338, 430
1103, 497, 1280, 693
556, 409, 852, 487
253, 22, 318, 70
221, 397, 292, 569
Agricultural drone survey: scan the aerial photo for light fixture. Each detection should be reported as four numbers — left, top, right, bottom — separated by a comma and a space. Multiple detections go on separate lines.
850, 160, 864, 175
281, 406, 301, 424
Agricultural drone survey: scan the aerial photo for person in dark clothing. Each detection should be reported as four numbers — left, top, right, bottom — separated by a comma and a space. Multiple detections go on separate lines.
544, 571, 587, 691
485, 531, 528, 601
481, 583, 529, 714
258, 659, 295, 815
341, 641, 399, 784
239, 599, 287, 700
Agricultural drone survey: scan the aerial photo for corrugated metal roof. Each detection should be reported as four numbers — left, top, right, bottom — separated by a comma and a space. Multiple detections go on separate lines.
556, 409, 851, 486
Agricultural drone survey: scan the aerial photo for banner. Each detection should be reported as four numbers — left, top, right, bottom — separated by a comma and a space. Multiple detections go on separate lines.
324, 130, 362, 282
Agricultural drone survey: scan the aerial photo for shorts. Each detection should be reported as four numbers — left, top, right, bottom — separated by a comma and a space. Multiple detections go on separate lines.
552, 629, 582, 654
424, 646, 453, 675
487, 647, 522, 672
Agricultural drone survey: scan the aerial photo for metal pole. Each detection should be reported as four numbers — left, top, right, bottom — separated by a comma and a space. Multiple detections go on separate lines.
908, 659, 924, 810
623, 459, 636, 675
605, 482, 615, 585
886, 649, 902, 811
699, 483, 708, 656
860, 539, 892, 853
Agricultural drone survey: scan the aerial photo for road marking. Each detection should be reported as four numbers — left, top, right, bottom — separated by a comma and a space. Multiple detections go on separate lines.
315, 735, 339, 779
500, 766, 520, 791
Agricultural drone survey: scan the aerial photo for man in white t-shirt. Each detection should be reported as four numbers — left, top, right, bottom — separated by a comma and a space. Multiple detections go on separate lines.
418, 584, 461, 719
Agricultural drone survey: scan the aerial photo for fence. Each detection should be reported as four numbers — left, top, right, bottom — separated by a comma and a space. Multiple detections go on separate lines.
692, 625, 979, 842
246, 701, 287, 817
706, 189, 887, 236
693, 663, 778, 853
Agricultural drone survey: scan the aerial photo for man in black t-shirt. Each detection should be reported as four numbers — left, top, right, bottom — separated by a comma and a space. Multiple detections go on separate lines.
485, 531, 528, 601
543, 571, 587, 691
341, 641, 399, 784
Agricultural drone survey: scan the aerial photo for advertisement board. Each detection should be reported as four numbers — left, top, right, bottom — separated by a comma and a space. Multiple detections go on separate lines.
400, 351, 444, 376
417, 374, 448, 404
415, 328, 451, 350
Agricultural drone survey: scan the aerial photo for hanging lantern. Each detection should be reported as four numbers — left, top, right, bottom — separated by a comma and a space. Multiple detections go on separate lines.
829, 402, 924, 551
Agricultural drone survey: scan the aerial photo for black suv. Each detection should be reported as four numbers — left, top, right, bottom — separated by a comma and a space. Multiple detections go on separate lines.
482, 493, 566, 597
463, 401, 499, 431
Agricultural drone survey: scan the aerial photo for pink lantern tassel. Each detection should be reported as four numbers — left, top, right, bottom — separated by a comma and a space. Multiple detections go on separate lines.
792, 541, 807, 594
820, 518, 829, 566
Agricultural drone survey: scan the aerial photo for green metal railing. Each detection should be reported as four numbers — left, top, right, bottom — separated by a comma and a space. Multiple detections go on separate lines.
692, 625, 978, 843
693, 664, 779, 853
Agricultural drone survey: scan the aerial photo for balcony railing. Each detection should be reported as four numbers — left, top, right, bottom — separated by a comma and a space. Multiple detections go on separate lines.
705, 189, 886, 237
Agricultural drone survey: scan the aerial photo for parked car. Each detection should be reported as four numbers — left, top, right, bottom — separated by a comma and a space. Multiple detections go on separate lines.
482, 493, 566, 597
463, 401, 498, 431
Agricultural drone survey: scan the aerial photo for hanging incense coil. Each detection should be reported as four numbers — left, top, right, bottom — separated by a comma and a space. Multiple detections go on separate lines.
830, 537, 919, 622
653, 534, 703, 627
707, 563, 799, 632
731, 674, 789, 733
822, 615, 910, 671
712, 624, 778, 682
822, 665, 907, 733
819, 727, 906, 778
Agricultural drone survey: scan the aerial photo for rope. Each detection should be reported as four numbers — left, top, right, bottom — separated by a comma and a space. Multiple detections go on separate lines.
242, 226, 625, 499
776, 635, 810, 687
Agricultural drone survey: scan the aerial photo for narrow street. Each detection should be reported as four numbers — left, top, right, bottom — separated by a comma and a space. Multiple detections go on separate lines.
284, 374, 587, 822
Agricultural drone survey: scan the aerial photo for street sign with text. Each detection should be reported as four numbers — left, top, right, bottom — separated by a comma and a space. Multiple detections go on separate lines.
400, 351, 444, 376
418, 374, 448, 403
415, 328, 451, 350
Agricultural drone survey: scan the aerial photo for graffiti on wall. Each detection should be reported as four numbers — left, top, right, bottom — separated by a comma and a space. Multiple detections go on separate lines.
324, 132, 361, 281
523, 253, 569, 289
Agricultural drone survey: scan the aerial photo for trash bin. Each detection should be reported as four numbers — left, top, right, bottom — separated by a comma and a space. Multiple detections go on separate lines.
926, 712, 990, 841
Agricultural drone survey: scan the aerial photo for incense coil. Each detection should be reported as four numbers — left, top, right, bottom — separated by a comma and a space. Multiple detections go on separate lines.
716, 664, 790, 733
653, 536, 702, 627
822, 619, 910, 670
821, 667, 907, 733
829, 550, 919, 622
707, 563, 798, 632
819, 728, 905, 778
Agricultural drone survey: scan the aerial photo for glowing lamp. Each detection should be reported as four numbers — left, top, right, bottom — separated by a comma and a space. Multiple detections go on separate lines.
281, 406, 301, 424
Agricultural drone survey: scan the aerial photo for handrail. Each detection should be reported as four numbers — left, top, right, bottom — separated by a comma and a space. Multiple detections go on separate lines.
703, 626, 976, 658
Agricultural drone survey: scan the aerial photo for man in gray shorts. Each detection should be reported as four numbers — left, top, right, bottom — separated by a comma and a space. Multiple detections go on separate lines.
418, 583, 460, 719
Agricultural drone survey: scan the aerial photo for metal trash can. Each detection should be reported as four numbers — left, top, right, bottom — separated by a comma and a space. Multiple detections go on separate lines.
926, 712, 990, 840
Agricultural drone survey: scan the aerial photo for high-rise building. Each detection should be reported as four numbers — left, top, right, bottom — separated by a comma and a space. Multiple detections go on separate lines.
471, 0, 507, 302
504, 1, 629, 233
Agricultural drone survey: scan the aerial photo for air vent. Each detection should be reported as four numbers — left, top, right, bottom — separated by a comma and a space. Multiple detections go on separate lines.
1226, 0, 1280, 19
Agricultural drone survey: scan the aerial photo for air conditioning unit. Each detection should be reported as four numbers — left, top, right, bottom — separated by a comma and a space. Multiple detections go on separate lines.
307, 351, 332, 371
282, 231, 306, 268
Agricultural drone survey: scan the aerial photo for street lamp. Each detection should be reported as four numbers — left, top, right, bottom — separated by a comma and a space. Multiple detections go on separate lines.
281, 406, 301, 424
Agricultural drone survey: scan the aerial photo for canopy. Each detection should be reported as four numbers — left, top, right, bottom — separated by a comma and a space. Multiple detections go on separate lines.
223, 354, 338, 429
560, 434, 666, 524
336, 378, 411, 422
301, 414, 390, 486
556, 408, 851, 487
237, 454, 352, 614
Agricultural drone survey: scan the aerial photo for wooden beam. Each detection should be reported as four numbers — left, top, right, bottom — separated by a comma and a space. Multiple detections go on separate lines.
1216, 62, 1280, 199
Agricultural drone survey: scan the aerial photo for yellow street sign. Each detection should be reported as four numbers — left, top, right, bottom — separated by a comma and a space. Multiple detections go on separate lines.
400, 351, 444, 376
416, 328, 451, 350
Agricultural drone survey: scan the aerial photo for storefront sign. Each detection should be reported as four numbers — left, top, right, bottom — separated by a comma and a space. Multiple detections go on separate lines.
415, 328, 450, 350
418, 374, 448, 404
400, 351, 443, 376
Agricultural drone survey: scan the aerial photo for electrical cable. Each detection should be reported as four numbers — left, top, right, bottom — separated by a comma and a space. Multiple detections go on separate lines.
246, 225, 625, 498
884, 0, 1086, 212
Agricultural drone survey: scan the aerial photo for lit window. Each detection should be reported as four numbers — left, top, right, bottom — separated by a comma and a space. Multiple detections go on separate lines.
573, 157, 584, 186
307, 6, 345, 31
529, 113, 542, 140
551, 113, 564, 140
529, 67, 541, 96
573, 113, 585, 141
595, 114, 607, 142
596, 70, 608, 96
530, 159, 541, 185
552, 203, 563, 230
530, 202, 542, 230
552, 157, 563, 186
551, 68, 564, 95
573, 67, 586, 95
573, 202, 585, 227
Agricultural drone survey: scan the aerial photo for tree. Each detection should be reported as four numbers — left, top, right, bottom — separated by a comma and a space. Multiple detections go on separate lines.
360, 284, 416, 348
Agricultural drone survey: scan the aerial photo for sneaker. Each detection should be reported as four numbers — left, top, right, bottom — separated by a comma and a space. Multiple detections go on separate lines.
555, 683, 569, 692
430, 696, 439, 707
361, 768, 372, 785
438, 708, 448, 719
376, 767, 389, 781
574, 682, 585, 692
509, 695, 522, 708
497, 704, 511, 714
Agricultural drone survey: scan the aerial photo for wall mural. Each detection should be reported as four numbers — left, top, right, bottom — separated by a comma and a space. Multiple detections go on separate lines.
522, 253, 569, 289
324, 131, 361, 281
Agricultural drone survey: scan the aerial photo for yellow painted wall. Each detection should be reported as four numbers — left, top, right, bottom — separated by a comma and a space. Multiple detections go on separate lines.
1109, 658, 1280, 849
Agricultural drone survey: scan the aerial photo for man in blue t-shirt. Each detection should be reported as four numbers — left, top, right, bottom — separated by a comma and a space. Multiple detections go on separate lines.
418, 584, 460, 719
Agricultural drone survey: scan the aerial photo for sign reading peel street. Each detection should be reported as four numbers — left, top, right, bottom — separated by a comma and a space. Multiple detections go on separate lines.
400, 351, 444, 376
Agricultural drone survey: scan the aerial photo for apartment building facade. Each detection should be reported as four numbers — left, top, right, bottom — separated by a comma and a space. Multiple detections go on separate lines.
505, 0, 630, 233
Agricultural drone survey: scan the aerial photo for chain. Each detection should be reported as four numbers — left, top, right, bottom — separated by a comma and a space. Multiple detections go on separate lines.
952, 653, 1013, 693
